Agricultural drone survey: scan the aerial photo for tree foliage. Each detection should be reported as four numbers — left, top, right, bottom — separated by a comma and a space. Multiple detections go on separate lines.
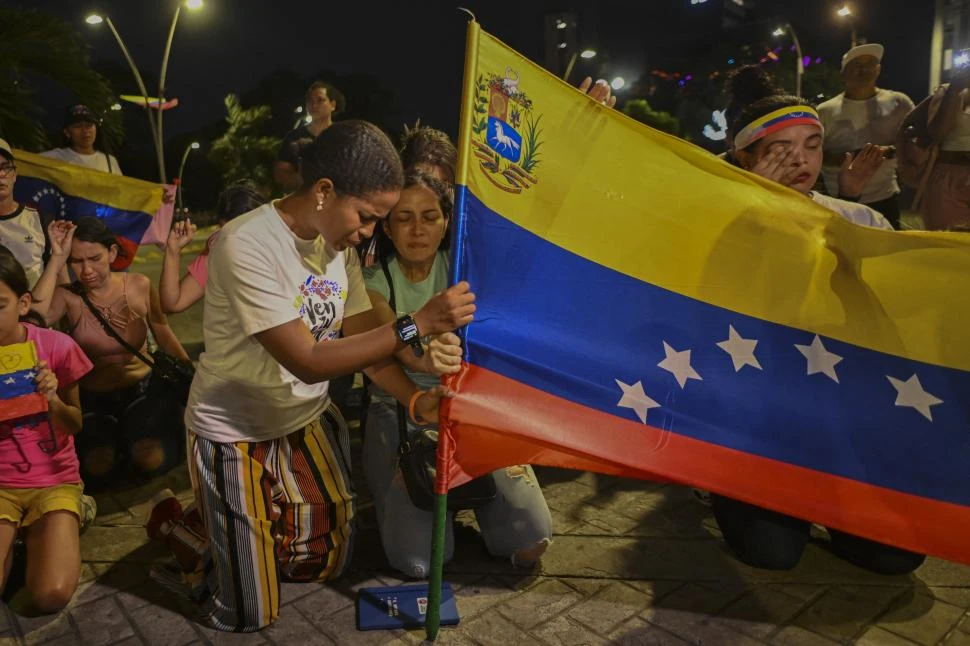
0, 6, 122, 151
207, 94, 281, 195
622, 99, 681, 136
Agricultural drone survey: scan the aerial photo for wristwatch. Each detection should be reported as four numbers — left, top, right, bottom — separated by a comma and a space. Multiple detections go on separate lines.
395, 314, 424, 357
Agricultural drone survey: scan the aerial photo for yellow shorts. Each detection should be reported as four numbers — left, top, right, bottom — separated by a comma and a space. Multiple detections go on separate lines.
0, 484, 83, 528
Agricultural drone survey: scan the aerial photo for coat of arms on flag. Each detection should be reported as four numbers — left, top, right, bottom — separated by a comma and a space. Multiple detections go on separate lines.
470, 68, 542, 194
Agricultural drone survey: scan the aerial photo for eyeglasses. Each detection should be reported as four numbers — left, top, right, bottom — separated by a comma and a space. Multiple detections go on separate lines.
0, 163, 15, 177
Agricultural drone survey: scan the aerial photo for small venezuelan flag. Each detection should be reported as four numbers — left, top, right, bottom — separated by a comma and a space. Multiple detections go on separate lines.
0, 341, 46, 423
12, 150, 174, 269
440, 22, 970, 565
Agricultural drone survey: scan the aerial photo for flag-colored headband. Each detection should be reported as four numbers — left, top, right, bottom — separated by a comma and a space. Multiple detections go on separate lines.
733, 106, 823, 151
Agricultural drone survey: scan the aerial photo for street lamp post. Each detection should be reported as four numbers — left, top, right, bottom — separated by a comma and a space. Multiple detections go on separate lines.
85, 14, 165, 182
176, 141, 200, 214
837, 5, 857, 48
773, 24, 803, 98
563, 48, 597, 82
86, 1, 203, 184
158, 0, 203, 183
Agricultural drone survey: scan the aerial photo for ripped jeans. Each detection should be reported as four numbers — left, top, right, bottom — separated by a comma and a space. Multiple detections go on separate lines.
362, 396, 553, 579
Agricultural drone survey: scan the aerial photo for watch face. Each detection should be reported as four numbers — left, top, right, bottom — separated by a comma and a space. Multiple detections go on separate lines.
397, 316, 420, 343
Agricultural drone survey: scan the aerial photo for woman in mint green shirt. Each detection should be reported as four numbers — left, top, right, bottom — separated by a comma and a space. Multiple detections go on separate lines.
362, 170, 552, 578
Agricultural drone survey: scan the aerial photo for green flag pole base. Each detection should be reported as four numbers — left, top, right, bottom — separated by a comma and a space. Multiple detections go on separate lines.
425, 491, 449, 641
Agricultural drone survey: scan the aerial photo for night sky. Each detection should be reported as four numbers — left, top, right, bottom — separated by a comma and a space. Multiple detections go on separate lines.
12, 0, 935, 159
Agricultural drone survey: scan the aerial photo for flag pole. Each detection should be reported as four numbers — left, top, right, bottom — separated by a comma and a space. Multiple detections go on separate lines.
425, 425, 452, 641
427, 15, 480, 642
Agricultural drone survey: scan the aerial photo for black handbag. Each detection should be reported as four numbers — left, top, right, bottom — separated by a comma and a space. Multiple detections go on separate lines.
378, 259, 496, 512
77, 287, 194, 405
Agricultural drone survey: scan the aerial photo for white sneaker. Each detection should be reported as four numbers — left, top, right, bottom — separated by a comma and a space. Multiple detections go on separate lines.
79, 494, 98, 534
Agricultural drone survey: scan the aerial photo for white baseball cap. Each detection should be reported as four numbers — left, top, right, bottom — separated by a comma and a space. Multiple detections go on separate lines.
0, 138, 13, 162
842, 43, 884, 71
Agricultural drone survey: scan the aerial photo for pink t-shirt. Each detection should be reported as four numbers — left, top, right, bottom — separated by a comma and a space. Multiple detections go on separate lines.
0, 324, 93, 488
186, 232, 218, 287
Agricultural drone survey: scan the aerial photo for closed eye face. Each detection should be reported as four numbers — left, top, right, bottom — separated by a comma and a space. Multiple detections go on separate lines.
752, 124, 824, 192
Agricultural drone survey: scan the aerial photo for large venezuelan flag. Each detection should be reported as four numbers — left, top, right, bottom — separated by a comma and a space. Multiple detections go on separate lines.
0, 341, 46, 423
11, 150, 174, 269
441, 23, 970, 564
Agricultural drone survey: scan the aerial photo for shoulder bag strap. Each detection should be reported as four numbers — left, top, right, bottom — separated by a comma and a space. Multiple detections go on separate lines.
379, 258, 413, 454
76, 286, 155, 368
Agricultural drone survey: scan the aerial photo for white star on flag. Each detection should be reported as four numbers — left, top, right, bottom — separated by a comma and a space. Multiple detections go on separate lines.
2, 377, 13, 385
716, 325, 762, 372
795, 335, 843, 383
658, 341, 702, 388
887, 374, 943, 422
615, 379, 660, 424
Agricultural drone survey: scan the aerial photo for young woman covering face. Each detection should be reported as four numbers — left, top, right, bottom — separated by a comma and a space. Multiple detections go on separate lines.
713, 95, 923, 575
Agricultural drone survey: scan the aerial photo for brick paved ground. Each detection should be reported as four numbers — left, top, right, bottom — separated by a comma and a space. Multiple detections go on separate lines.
2, 460, 968, 646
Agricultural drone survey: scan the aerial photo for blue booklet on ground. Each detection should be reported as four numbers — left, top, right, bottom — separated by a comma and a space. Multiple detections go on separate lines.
356, 582, 460, 631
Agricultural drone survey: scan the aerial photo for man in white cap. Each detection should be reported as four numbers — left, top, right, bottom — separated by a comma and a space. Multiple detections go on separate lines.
817, 43, 914, 229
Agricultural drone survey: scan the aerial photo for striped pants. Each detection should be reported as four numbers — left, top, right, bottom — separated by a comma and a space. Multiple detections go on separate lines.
168, 406, 355, 632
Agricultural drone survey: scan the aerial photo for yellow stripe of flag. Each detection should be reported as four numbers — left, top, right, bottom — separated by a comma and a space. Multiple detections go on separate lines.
456, 22, 970, 372
0, 341, 38, 377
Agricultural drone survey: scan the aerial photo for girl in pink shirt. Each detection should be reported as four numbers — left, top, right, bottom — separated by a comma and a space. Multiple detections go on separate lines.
159, 181, 263, 313
0, 244, 92, 612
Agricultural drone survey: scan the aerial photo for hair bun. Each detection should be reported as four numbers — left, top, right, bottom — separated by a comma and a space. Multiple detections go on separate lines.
726, 65, 783, 107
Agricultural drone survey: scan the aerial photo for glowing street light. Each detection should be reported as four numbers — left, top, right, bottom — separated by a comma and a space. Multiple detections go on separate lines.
836, 4, 857, 47
564, 48, 597, 82
85, 14, 104, 25
185, 0, 204, 9
610, 77, 626, 90
772, 23, 803, 98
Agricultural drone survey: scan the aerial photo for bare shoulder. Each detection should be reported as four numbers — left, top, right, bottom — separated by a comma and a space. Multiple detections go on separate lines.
128, 272, 152, 292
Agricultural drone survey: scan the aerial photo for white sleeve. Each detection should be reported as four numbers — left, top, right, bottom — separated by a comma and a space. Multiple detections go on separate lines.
863, 205, 894, 231
343, 250, 373, 318
109, 155, 123, 176
211, 232, 300, 337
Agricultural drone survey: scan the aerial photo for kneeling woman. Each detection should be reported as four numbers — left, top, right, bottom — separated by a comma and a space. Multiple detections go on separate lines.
720, 92, 924, 575
362, 171, 552, 578
31, 217, 190, 490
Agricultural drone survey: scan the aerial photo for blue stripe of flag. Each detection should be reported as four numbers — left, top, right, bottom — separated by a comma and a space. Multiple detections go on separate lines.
0, 369, 37, 399
456, 187, 970, 507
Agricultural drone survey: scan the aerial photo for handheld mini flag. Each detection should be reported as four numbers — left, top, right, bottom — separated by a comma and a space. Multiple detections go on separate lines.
0, 341, 47, 423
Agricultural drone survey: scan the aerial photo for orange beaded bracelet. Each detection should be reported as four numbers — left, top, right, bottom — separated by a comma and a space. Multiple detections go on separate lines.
408, 389, 430, 425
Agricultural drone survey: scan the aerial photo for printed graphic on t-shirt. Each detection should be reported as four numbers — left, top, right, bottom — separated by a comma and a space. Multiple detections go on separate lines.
294, 274, 346, 341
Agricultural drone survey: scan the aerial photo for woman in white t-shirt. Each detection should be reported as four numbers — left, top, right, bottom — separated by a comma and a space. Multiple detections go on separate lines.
40, 105, 122, 176
715, 93, 925, 576
144, 121, 476, 633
